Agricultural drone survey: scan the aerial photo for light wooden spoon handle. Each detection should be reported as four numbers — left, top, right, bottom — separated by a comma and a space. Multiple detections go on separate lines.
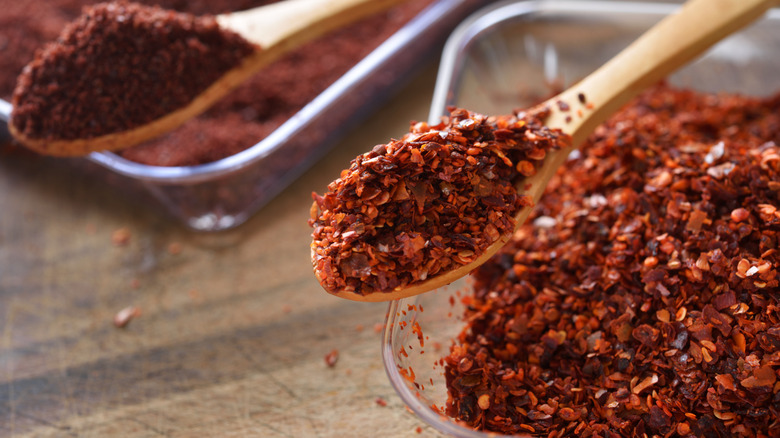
217, 0, 407, 48
548, 0, 778, 145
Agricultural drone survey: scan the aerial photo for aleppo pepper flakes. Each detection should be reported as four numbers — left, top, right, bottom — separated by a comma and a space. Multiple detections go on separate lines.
10, 1, 257, 142
309, 108, 569, 295
442, 84, 780, 437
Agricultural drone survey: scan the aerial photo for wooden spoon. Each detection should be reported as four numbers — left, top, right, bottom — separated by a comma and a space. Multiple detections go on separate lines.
8, 0, 408, 156
325, 0, 778, 302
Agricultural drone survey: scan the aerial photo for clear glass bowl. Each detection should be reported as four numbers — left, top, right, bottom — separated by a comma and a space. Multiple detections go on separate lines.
382, 1, 780, 436
0, 0, 488, 231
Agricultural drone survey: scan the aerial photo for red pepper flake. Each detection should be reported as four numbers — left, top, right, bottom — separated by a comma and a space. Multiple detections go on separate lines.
741, 365, 777, 388
686, 209, 709, 232
310, 108, 569, 295
167, 242, 182, 255
375, 397, 388, 407
111, 227, 131, 246
113, 306, 141, 328
440, 84, 780, 436
412, 321, 424, 348
324, 349, 339, 367
399, 366, 416, 383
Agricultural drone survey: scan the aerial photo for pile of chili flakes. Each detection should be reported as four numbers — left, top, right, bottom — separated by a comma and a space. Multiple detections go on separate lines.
310, 108, 569, 295
443, 84, 780, 437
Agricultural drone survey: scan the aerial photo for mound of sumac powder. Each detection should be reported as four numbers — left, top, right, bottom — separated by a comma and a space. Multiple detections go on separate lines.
11, 1, 257, 142
442, 84, 780, 437
0, 0, 435, 165
309, 108, 569, 295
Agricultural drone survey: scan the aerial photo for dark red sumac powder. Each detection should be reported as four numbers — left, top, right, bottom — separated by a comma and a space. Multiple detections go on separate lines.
1, 0, 434, 165
443, 84, 780, 437
309, 108, 569, 296
10, 1, 256, 142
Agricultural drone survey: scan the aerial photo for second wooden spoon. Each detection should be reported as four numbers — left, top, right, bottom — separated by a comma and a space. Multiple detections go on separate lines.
9, 0, 408, 156
314, 0, 778, 302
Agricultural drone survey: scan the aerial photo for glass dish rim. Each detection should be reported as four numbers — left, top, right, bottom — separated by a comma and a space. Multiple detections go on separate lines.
427, 0, 683, 125
382, 1, 780, 436
0, 0, 463, 185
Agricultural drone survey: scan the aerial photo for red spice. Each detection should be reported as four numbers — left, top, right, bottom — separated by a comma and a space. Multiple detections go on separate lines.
111, 227, 131, 246
324, 349, 339, 367
375, 397, 388, 407
310, 108, 569, 295
0, 0, 436, 165
11, 1, 256, 144
167, 242, 182, 255
442, 84, 780, 436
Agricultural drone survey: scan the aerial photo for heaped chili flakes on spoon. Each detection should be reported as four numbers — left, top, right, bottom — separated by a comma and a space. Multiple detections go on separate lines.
309, 107, 569, 296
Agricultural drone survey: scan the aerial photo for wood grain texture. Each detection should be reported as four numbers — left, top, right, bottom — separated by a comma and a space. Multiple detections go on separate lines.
0, 64, 445, 437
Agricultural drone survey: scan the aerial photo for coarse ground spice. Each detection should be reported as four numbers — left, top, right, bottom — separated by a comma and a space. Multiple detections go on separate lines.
443, 83, 780, 437
309, 108, 570, 295
10, 1, 257, 142
0, 0, 436, 165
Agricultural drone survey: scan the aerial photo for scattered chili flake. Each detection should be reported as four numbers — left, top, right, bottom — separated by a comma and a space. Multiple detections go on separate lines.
10, 1, 257, 149
441, 84, 780, 436
324, 349, 339, 367
111, 227, 131, 246
310, 107, 569, 295
113, 305, 140, 328
375, 397, 388, 407
167, 242, 182, 255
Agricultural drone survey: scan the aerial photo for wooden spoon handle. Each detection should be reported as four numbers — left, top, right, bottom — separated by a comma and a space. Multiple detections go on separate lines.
217, 0, 408, 48
548, 0, 778, 146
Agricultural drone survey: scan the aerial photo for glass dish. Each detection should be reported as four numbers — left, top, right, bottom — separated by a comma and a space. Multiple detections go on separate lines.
0, 0, 489, 231
382, 1, 780, 436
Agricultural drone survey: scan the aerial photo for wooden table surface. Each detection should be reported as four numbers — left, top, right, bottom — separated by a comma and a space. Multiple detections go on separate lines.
0, 63, 447, 437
